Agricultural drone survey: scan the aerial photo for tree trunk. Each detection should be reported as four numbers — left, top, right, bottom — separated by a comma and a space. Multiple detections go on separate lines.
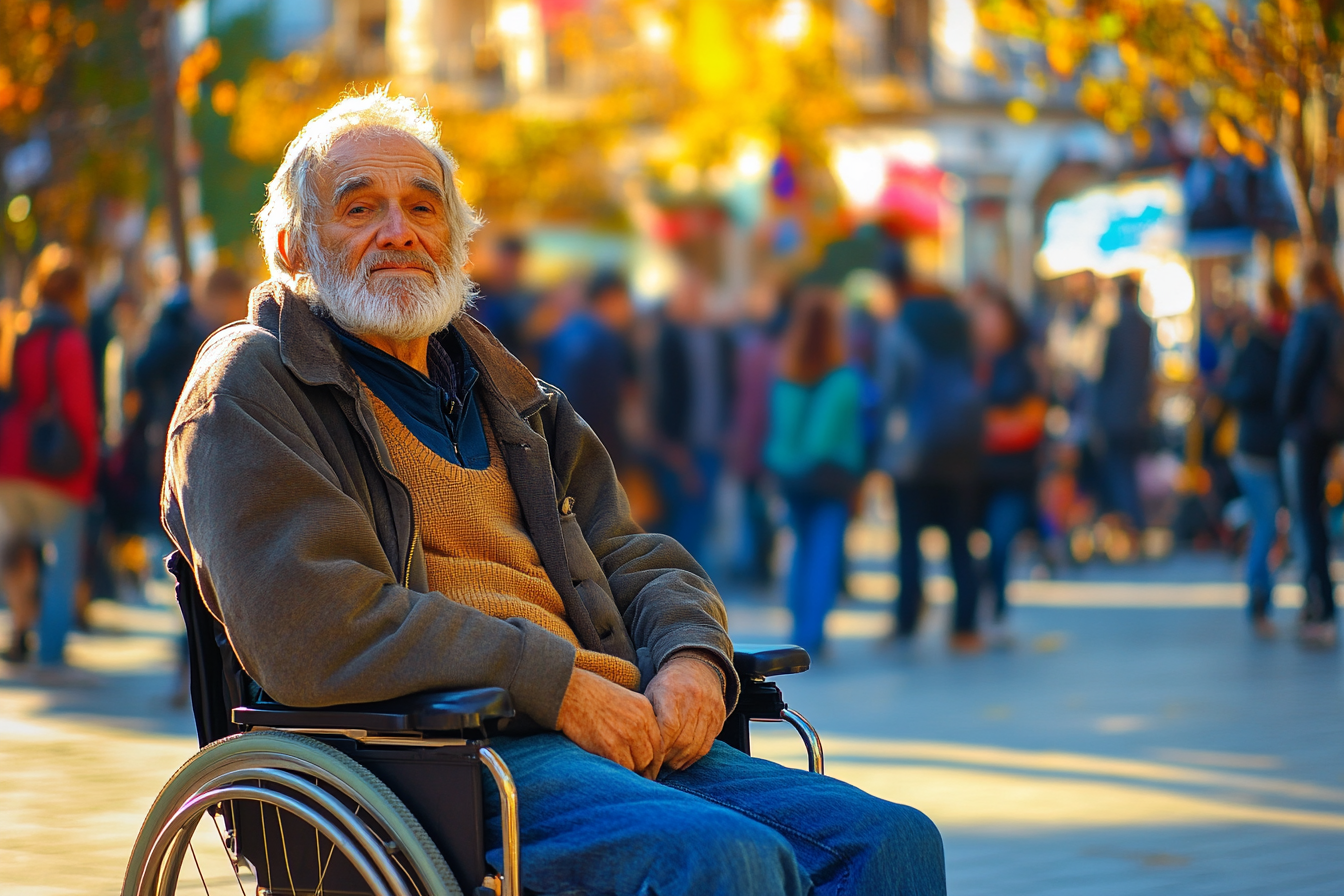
142, 0, 192, 285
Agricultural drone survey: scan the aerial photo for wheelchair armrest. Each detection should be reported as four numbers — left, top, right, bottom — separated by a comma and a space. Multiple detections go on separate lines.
231, 686, 514, 735
730, 643, 811, 680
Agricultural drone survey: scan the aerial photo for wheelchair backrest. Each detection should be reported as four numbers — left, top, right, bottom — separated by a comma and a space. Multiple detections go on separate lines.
170, 550, 257, 747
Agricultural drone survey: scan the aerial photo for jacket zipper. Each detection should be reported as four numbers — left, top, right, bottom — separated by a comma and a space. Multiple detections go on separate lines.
403, 516, 418, 587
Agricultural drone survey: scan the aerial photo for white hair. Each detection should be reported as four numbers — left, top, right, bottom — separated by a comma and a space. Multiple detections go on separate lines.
255, 88, 482, 304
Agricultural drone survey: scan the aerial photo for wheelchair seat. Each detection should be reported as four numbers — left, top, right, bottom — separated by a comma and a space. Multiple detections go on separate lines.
122, 552, 822, 896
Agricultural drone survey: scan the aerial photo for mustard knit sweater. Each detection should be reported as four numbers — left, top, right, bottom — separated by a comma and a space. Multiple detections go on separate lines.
366, 387, 641, 690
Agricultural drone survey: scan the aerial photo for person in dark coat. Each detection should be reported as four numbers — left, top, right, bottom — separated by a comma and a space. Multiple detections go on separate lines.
129, 267, 249, 531
1094, 276, 1153, 530
1276, 257, 1344, 649
648, 269, 734, 566
972, 290, 1044, 641
1224, 281, 1291, 637
877, 285, 984, 651
537, 271, 637, 471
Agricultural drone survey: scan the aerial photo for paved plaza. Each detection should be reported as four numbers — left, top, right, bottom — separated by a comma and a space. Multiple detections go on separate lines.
2, 558, 1342, 895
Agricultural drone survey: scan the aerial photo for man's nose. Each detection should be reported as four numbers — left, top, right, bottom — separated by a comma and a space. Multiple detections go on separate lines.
376, 206, 418, 250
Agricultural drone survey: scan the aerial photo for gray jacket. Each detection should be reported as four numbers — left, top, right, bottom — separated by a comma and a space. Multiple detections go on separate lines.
162, 281, 738, 729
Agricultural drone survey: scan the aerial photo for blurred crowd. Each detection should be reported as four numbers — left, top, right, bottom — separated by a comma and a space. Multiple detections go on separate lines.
2, 232, 1343, 673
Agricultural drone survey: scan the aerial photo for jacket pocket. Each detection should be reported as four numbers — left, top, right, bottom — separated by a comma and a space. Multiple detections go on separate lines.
558, 502, 638, 666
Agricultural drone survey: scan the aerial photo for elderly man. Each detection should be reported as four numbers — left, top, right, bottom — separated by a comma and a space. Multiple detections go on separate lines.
163, 91, 945, 896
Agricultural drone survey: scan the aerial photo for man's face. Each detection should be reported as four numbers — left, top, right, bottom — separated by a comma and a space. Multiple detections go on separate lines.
299, 130, 468, 340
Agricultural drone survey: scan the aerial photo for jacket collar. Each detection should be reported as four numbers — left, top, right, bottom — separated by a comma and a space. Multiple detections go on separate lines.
249, 279, 548, 418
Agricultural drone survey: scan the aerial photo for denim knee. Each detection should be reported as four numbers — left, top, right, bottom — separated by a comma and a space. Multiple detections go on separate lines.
646, 810, 807, 896
872, 803, 946, 896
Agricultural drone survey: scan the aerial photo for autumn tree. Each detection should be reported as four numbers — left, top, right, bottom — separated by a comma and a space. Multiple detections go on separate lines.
976, 0, 1344, 246
223, 0, 857, 230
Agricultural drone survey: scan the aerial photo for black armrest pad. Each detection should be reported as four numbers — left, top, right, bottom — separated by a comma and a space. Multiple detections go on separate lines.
232, 687, 514, 734
730, 643, 811, 679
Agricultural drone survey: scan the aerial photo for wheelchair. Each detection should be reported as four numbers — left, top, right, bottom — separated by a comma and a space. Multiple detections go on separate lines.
123, 553, 824, 896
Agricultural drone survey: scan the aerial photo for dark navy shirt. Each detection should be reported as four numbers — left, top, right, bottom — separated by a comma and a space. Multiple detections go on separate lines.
326, 321, 490, 469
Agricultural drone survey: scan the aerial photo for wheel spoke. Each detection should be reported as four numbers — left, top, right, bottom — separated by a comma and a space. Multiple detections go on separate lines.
275, 803, 298, 896
210, 807, 249, 896
188, 839, 211, 896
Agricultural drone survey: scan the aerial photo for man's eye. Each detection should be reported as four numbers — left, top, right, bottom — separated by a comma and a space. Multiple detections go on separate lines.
348, 204, 370, 215
414, 204, 433, 213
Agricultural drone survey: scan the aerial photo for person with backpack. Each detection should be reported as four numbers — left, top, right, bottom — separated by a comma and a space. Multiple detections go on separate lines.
764, 287, 866, 656
1276, 257, 1344, 649
1224, 280, 1292, 638
0, 245, 99, 666
877, 283, 984, 651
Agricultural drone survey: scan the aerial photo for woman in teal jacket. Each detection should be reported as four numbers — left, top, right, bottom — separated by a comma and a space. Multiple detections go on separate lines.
764, 289, 866, 655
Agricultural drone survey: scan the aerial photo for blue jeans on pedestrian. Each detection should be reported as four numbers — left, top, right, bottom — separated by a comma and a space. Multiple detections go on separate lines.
35, 505, 82, 665
1231, 455, 1281, 618
655, 448, 720, 567
982, 487, 1033, 622
786, 496, 850, 654
480, 732, 946, 896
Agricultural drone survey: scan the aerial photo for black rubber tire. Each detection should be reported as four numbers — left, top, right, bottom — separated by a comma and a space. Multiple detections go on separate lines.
121, 730, 462, 896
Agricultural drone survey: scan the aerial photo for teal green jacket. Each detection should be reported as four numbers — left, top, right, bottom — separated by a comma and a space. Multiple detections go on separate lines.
764, 367, 866, 478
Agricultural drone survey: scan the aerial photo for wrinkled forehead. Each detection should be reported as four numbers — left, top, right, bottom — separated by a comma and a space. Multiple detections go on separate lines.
313, 129, 447, 206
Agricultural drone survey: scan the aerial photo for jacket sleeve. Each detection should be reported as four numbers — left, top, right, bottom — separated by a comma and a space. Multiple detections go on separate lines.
1276, 312, 1323, 422
543, 389, 740, 709
1224, 338, 1274, 411
163, 385, 577, 728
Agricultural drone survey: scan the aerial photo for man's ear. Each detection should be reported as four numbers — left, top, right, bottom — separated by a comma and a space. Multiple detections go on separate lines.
278, 229, 302, 273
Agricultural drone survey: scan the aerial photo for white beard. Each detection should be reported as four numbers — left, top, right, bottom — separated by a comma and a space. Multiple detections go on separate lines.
301, 244, 471, 341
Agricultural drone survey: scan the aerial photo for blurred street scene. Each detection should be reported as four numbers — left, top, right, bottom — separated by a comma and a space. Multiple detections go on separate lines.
1, 0, 1343, 893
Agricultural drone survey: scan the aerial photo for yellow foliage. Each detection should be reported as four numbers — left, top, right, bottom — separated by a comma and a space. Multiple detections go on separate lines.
1006, 97, 1038, 124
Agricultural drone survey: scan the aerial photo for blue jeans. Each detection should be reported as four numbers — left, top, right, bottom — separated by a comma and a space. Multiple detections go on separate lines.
480, 733, 945, 896
35, 506, 82, 665
655, 448, 720, 567
982, 487, 1033, 621
786, 496, 850, 653
1231, 456, 1280, 616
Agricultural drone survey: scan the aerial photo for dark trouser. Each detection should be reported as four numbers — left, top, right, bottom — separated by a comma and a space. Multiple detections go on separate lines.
1102, 435, 1146, 529
982, 486, 1034, 622
1283, 435, 1338, 622
895, 482, 979, 635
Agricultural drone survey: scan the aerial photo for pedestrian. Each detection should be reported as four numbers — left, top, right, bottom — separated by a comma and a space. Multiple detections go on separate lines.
1223, 280, 1292, 638
1276, 257, 1344, 649
537, 270, 638, 472
129, 266, 250, 533
725, 279, 785, 586
877, 282, 984, 651
764, 287, 865, 656
647, 267, 734, 566
0, 244, 99, 666
1095, 275, 1153, 534
972, 289, 1045, 644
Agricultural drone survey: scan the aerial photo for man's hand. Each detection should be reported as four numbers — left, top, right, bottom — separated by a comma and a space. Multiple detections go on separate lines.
557, 667, 665, 779
645, 653, 727, 773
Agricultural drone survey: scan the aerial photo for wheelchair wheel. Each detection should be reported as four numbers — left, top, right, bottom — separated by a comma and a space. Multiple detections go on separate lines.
122, 730, 463, 896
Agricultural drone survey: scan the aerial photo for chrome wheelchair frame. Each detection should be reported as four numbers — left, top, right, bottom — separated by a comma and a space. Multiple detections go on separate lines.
123, 553, 822, 896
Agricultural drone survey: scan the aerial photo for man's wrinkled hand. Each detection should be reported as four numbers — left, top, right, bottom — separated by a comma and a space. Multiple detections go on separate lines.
645, 653, 727, 773
557, 667, 665, 779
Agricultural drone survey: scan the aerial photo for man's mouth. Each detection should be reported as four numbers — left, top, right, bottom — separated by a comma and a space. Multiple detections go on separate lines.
371, 263, 429, 274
